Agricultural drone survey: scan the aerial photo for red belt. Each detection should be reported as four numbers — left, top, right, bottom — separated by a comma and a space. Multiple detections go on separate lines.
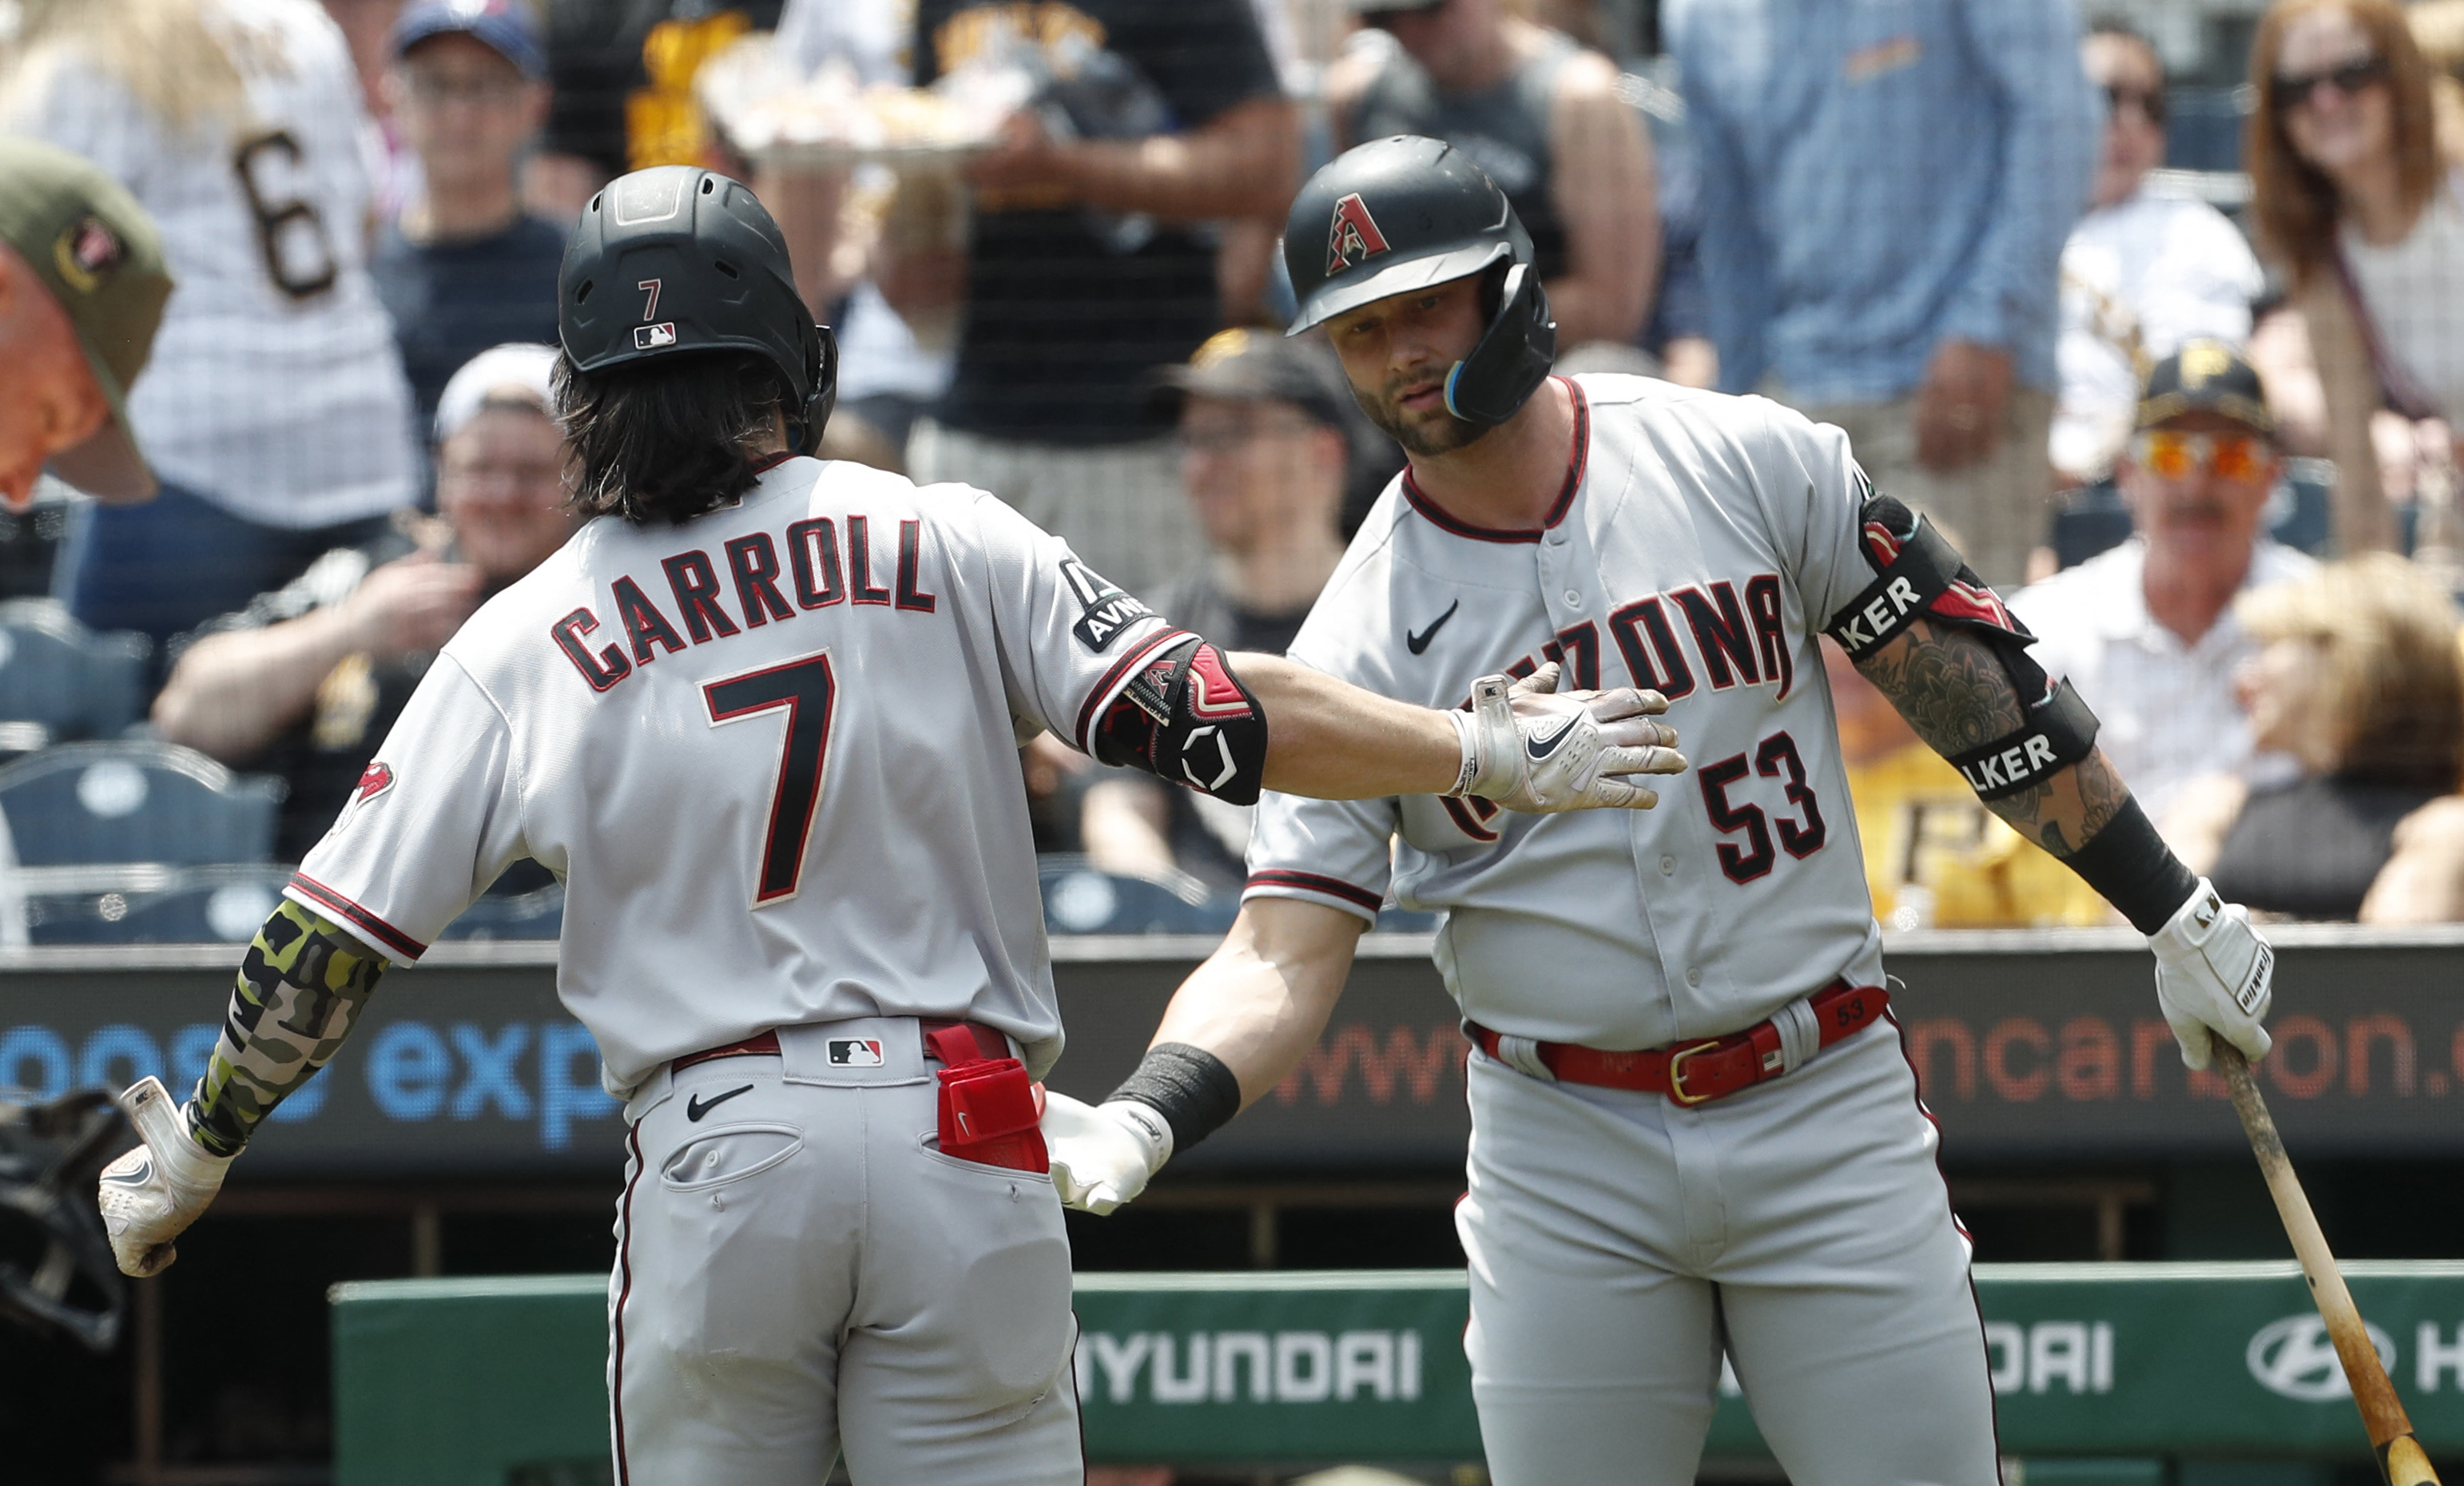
1467, 979, 1887, 1106
671, 1019, 1011, 1073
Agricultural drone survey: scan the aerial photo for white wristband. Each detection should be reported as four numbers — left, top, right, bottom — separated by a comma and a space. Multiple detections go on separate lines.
1446, 707, 1482, 797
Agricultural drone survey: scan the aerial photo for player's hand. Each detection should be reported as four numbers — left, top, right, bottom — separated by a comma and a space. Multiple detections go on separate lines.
1914, 339, 2013, 472
96, 1076, 234, 1277
2150, 880, 2273, 1071
343, 550, 483, 660
1453, 662, 1687, 813
1042, 1091, 1170, 1216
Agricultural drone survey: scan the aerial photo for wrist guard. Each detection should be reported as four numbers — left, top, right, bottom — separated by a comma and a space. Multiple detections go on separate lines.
1106, 1042, 1243, 1154
2064, 797, 2200, 935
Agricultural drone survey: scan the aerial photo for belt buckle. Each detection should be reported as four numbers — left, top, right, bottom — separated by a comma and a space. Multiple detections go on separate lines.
1665, 1040, 1726, 1107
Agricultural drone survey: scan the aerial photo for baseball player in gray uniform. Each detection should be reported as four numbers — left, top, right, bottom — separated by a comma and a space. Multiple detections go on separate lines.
87, 166, 1685, 1486
1042, 137, 2278, 1484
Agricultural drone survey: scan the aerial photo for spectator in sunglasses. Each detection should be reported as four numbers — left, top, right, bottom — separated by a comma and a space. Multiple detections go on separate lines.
2246, 0, 2462, 553
2165, 551, 2464, 923
2013, 342, 2317, 820
2052, 24, 2263, 487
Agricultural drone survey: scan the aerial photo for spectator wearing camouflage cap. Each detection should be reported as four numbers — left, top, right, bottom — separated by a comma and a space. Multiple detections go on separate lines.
0, 137, 172, 509
2013, 339, 2318, 820
1079, 328, 1390, 891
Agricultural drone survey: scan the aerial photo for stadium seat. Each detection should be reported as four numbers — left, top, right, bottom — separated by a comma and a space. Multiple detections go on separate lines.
0, 600, 149, 746
20, 864, 292, 946
1038, 861, 1240, 936
439, 880, 565, 941
0, 741, 281, 868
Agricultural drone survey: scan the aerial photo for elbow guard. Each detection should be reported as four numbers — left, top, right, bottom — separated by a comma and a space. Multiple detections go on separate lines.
1826, 492, 2059, 698
1826, 494, 2099, 800
1091, 637, 1270, 805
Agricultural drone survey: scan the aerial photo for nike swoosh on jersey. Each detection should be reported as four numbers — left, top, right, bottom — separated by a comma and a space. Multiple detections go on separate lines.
1524, 717, 1579, 761
1405, 600, 1461, 654
686, 1085, 756, 1122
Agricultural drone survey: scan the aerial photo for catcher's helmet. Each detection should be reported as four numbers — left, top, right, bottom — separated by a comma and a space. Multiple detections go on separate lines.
559, 167, 837, 440
1283, 135, 1556, 427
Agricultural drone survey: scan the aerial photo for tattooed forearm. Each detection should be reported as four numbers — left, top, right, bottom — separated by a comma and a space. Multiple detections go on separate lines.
189, 901, 389, 1156
1854, 618, 2135, 862
1852, 621, 2025, 755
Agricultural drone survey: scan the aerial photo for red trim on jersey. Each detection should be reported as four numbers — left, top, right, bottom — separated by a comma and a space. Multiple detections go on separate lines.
1246, 869, 1383, 915
749, 451, 794, 475
611, 1121, 643, 1486
286, 873, 427, 960
1399, 378, 1589, 543
1071, 626, 1197, 754
1883, 1004, 2008, 1464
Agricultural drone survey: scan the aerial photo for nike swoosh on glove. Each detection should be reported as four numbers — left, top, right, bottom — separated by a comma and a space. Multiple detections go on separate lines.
97, 1076, 234, 1277
1041, 1091, 1171, 1216
2150, 879, 2274, 1071
1451, 662, 1687, 813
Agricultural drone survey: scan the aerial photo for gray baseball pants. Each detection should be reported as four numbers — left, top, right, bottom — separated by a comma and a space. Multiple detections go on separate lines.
609, 1016, 1082, 1485
1457, 1017, 2001, 1484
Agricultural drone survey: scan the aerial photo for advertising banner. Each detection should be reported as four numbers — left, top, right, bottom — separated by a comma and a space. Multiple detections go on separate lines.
329, 1262, 2464, 1484
9, 927, 2464, 1177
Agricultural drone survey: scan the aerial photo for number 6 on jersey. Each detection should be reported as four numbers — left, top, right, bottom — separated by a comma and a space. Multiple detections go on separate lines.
705, 650, 837, 905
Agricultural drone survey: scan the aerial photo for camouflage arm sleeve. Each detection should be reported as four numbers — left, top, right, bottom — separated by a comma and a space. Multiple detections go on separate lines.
186, 901, 390, 1157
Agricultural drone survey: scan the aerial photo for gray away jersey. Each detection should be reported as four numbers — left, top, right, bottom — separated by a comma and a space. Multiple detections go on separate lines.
1246, 375, 1886, 1050
289, 457, 1186, 1094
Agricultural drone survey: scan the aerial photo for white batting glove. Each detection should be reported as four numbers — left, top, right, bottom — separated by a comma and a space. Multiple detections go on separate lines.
97, 1076, 234, 1277
2150, 880, 2274, 1071
1042, 1091, 1171, 1216
1451, 663, 1687, 813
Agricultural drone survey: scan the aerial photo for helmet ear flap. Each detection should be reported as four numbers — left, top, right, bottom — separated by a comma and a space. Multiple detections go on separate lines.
1442, 260, 1556, 427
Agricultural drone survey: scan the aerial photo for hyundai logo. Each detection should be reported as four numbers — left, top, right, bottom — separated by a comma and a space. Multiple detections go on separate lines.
2246, 1314, 2395, 1401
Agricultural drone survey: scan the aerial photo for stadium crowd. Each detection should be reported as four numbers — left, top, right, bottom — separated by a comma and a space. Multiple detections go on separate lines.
4, 0, 2464, 943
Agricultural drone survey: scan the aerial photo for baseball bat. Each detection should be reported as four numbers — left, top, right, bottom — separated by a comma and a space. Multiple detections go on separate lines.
2212, 1035, 2440, 1486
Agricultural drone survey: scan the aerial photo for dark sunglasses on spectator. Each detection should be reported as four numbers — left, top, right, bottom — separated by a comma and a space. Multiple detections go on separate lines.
2273, 55, 2391, 110
2104, 85, 2167, 125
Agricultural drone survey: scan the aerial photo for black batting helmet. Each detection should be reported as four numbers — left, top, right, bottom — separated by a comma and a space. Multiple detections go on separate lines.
558, 167, 837, 440
1283, 136, 1556, 427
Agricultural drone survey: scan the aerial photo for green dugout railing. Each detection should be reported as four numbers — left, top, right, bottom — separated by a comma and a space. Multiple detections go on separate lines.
329, 1262, 2464, 1484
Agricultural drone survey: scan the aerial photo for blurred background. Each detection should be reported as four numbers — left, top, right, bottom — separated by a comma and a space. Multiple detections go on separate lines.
5, 0, 2464, 1480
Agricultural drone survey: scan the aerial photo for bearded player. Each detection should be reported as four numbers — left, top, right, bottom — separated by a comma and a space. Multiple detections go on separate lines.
88, 165, 1683, 1485
1041, 136, 2275, 1484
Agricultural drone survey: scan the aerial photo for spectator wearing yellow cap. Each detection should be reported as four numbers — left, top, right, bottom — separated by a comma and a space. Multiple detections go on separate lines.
2012, 340, 2318, 821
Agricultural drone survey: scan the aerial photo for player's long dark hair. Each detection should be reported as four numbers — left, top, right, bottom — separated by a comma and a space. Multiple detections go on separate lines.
555, 350, 788, 526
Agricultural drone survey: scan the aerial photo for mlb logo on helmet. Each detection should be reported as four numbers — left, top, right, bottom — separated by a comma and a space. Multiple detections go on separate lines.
828, 1039, 885, 1067
634, 322, 678, 351
1326, 193, 1390, 275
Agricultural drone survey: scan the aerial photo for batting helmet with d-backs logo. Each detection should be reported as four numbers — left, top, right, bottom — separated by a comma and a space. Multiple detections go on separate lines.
558, 166, 837, 441
1282, 135, 1556, 427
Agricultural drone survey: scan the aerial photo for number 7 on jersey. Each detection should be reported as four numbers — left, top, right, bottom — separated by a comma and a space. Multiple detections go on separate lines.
705, 651, 837, 905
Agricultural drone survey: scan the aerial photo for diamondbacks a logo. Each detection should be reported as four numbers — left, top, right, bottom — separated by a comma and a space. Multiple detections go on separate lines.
354, 761, 395, 805
1326, 193, 1391, 275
